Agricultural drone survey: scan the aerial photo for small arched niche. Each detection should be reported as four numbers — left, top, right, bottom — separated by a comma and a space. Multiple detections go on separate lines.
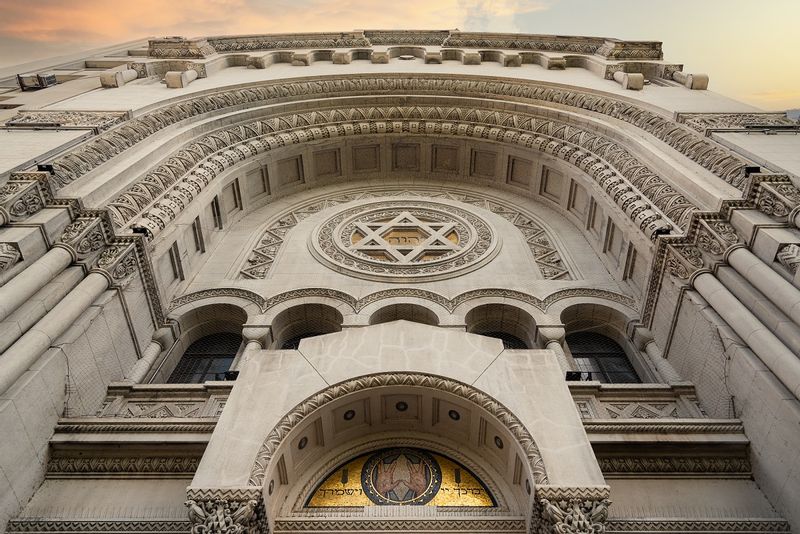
369, 303, 440, 327
156, 303, 247, 383
271, 303, 344, 350
560, 303, 643, 383
465, 304, 536, 349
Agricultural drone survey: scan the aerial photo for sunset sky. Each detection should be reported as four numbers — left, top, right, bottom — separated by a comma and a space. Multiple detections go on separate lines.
1, 0, 798, 110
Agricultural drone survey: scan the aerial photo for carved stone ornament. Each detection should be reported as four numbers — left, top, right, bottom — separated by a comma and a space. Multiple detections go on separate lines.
242, 188, 570, 281
3, 110, 128, 132
185, 487, 266, 534
105, 103, 687, 238
95, 243, 139, 283
310, 199, 499, 282
0, 180, 45, 223
536, 486, 611, 534
248, 373, 549, 487
757, 182, 800, 219
777, 244, 800, 274
676, 112, 798, 134
0, 243, 21, 273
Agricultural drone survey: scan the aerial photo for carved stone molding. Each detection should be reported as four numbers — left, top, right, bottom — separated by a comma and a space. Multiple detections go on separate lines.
676, 112, 798, 135
105, 105, 686, 237
37, 74, 754, 197
604, 519, 790, 532
756, 182, 800, 219
3, 110, 129, 132
0, 179, 46, 223
185, 487, 266, 534
777, 243, 800, 274
535, 486, 611, 534
148, 37, 216, 59
273, 518, 527, 532
248, 372, 549, 487
0, 243, 21, 273
6, 519, 191, 532
47, 455, 201, 475
167, 286, 639, 315
597, 455, 750, 475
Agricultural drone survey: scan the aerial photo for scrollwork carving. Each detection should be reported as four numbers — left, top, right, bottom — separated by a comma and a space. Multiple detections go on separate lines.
185, 488, 266, 534
0, 243, 21, 273
536, 486, 611, 534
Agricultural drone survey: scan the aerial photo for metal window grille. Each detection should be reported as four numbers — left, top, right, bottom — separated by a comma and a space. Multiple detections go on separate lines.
167, 332, 241, 383
479, 331, 529, 350
566, 332, 640, 383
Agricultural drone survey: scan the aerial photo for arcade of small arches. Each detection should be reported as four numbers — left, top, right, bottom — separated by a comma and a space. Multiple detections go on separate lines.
157, 297, 644, 385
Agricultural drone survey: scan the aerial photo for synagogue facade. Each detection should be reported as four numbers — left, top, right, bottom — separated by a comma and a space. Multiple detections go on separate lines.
0, 29, 799, 533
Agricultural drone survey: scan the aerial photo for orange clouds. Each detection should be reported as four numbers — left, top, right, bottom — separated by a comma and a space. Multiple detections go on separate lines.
0, 0, 548, 44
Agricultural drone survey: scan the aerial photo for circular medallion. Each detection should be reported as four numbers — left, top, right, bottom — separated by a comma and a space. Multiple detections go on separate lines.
311, 200, 498, 281
361, 448, 442, 505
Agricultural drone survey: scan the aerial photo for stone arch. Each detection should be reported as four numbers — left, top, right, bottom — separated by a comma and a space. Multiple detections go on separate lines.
465, 303, 538, 349
269, 303, 344, 349
368, 303, 441, 326
50, 74, 747, 199
247, 372, 548, 488
104, 96, 691, 239
358, 296, 451, 326
157, 301, 249, 382
559, 301, 650, 382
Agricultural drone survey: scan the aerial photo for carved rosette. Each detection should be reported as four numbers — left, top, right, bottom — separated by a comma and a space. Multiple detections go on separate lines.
185, 487, 266, 534
536, 486, 611, 534
0, 243, 21, 273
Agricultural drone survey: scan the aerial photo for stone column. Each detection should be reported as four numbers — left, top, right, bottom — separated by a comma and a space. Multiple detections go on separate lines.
692, 271, 800, 399
633, 328, 683, 383
232, 325, 271, 371
727, 246, 800, 326
0, 247, 73, 323
0, 243, 138, 395
0, 217, 106, 323
123, 327, 175, 384
537, 327, 575, 373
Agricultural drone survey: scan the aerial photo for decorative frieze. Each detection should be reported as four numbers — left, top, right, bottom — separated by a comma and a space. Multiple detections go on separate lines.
148, 37, 216, 59
757, 182, 800, 219
41, 75, 754, 195
209, 32, 370, 52
597, 455, 750, 475
106, 104, 687, 238
47, 455, 200, 475
605, 519, 790, 532
676, 112, 798, 135
3, 110, 128, 132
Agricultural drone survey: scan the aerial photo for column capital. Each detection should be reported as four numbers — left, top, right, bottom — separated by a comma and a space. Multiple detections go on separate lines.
536, 485, 611, 534
185, 486, 265, 534
242, 326, 271, 348
537, 326, 566, 346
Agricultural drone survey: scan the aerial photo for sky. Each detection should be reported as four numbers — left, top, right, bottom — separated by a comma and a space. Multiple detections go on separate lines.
0, 0, 798, 110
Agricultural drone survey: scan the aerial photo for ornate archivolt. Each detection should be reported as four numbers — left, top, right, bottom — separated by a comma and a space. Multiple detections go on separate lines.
32, 74, 758, 196
246, 372, 549, 487
104, 103, 691, 239
240, 187, 572, 281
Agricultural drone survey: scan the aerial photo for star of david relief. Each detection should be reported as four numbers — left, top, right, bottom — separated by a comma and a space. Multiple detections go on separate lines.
349, 211, 462, 264
310, 199, 501, 282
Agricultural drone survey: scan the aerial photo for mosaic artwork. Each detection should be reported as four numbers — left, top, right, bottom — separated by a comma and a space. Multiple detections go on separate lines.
306, 447, 495, 507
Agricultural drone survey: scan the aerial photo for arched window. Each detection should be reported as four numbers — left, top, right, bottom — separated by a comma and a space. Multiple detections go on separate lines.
566, 332, 640, 383
465, 304, 535, 350
168, 332, 241, 383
